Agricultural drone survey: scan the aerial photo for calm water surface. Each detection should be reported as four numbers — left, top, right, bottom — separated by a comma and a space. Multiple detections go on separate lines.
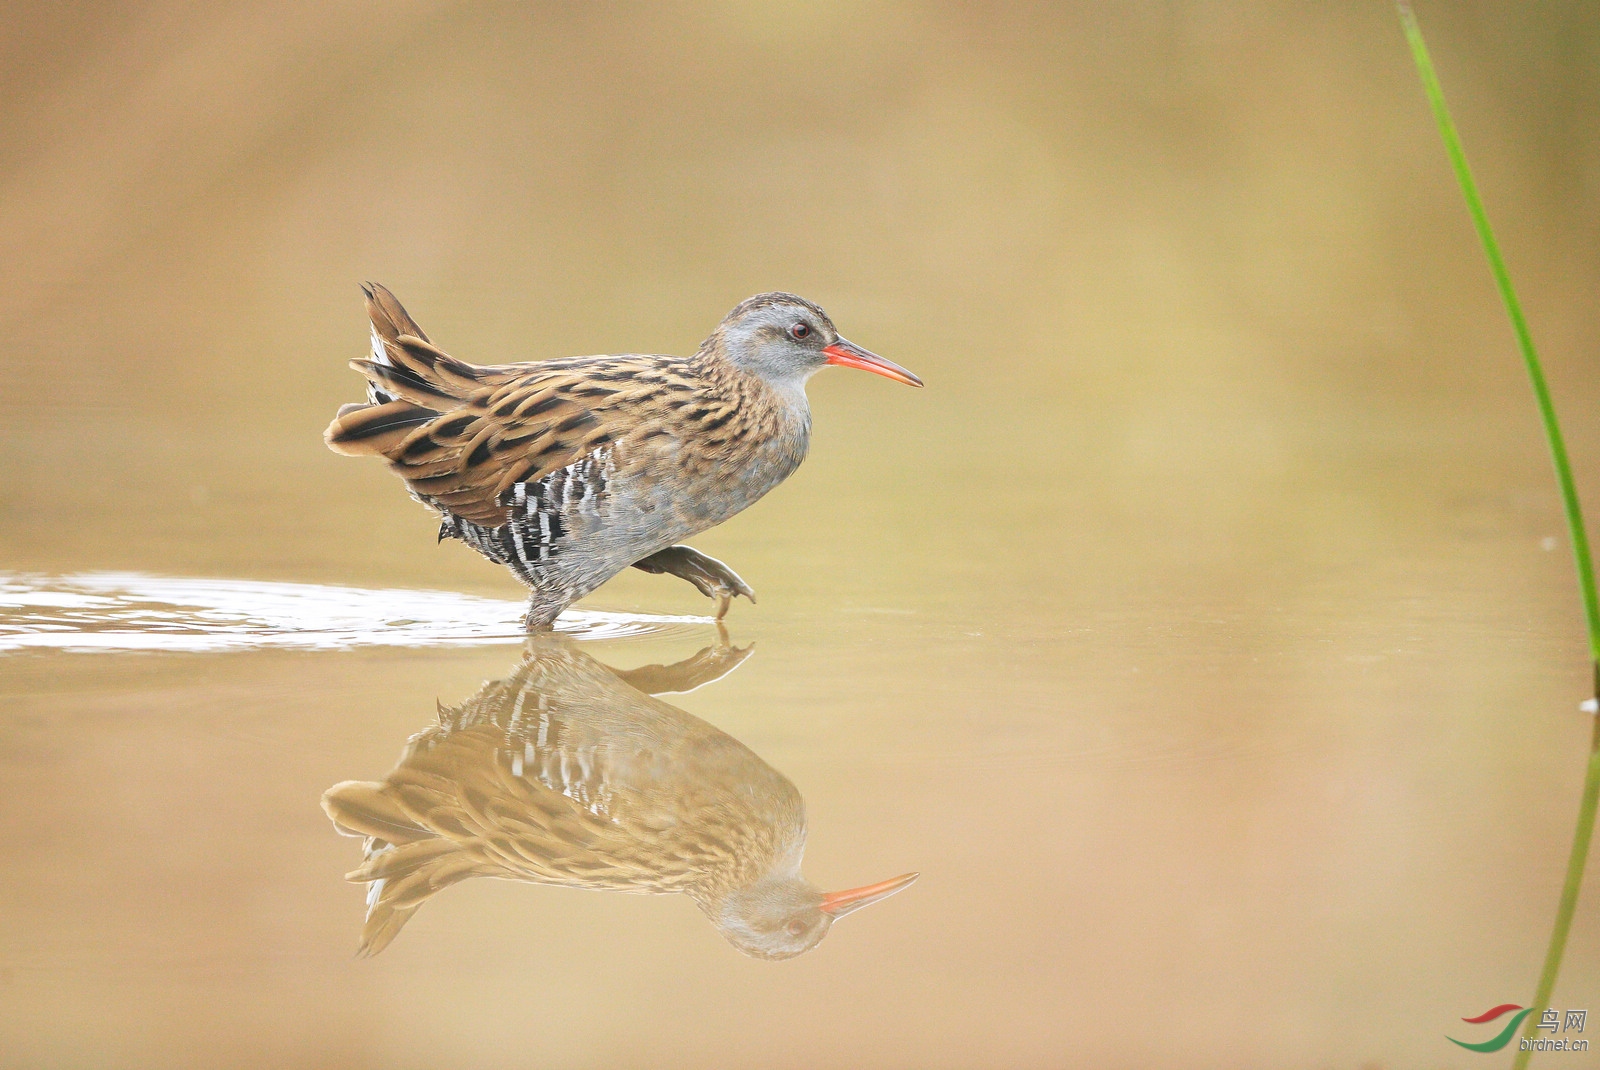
5, 4, 1600, 1068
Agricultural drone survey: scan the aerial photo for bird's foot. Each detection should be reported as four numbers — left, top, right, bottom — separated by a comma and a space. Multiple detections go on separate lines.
631, 545, 756, 619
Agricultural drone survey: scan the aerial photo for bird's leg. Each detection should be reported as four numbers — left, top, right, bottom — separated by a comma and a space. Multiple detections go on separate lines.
521, 603, 560, 633
631, 545, 756, 619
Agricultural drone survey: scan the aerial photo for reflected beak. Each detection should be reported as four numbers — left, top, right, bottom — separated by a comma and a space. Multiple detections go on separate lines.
822, 338, 924, 387
818, 872, 920, 917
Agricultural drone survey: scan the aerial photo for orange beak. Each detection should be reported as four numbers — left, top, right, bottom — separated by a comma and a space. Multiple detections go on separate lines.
822, 338, 923, 387
818, 872, 920, 917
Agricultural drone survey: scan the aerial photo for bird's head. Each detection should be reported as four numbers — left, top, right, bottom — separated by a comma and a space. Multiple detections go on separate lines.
709, 871, 919, 961
707, 292, 922, 395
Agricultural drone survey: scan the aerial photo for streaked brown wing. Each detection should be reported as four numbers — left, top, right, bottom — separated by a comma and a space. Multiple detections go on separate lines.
324, 283, 668, 526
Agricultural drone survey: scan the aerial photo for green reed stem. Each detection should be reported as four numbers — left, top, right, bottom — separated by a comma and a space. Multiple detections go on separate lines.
1396, 6, 1600, 1067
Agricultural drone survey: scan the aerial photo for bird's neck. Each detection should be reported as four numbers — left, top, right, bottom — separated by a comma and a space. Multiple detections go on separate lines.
694, 351, 813, 438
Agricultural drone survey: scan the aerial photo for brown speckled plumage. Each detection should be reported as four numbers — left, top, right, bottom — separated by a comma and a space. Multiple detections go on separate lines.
326, 284, 920, 627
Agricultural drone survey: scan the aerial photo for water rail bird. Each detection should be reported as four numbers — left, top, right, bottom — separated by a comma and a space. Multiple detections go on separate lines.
325, 284, 922, 628
322, 634, 918, 959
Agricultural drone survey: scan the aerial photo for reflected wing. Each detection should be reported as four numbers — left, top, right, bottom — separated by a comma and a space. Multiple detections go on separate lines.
341, 724, 705, 891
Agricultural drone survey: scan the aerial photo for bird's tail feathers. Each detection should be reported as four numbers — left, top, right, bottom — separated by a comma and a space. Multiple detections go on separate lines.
325, 283, 490, 456
362, 281, 431, 346
323, 400, 440, 457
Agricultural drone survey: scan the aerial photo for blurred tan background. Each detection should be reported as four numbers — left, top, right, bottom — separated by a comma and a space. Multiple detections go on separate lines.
4, 0, 1597, 593
4, 3, 1600, 1068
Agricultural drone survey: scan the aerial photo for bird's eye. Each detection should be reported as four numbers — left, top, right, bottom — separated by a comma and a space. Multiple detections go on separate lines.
789, 322, 811, 340
786, 919, 808, 936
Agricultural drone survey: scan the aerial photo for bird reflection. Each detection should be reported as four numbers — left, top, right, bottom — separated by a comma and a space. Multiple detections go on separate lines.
322, 632, 916, 960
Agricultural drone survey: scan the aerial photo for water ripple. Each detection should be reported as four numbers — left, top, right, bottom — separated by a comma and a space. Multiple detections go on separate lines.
0, 572, 712, 653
